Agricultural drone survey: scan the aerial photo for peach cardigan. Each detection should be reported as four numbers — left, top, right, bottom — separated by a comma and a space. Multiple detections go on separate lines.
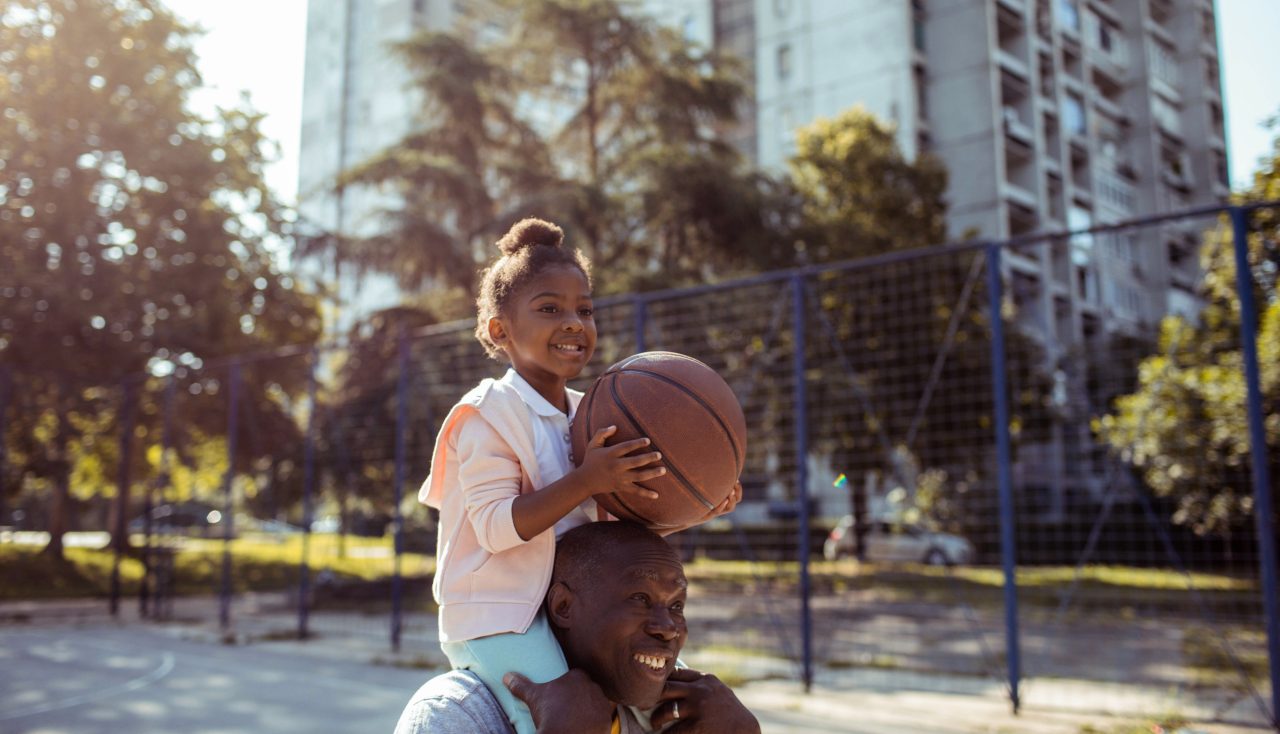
420, 377, 591, 642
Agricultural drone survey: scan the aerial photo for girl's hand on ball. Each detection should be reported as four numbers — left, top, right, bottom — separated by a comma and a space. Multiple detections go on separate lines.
579, 425, 663, 499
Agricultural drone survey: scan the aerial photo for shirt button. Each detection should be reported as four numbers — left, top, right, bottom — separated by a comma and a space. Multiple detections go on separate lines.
563, 433, 570, 442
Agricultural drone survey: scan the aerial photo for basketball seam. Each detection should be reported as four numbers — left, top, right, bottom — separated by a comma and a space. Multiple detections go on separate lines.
615, 367, 743, 471
608, 375, 717, 512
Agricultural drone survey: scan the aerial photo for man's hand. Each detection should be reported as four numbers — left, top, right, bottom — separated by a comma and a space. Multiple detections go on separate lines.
504, 670, 614, 734
650, 668, 760, 733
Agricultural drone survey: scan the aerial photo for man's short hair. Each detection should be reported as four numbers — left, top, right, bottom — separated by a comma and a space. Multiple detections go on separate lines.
552, 521, 668, 591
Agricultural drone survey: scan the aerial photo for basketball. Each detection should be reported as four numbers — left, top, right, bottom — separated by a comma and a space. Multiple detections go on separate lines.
570, 351, 747, 529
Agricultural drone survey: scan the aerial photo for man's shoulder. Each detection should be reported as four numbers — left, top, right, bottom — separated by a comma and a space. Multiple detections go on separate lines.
393, 670, 513, 734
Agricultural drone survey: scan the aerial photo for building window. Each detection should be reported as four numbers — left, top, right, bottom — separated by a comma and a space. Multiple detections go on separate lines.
1097, 18, 1113, 52
914, 65, 927, 119
1056, 0, 1080, 32
913, 0, 925, 51
777, 43, 792, 81
1150, 40, 1179, 88
1064, 93, 1086, 136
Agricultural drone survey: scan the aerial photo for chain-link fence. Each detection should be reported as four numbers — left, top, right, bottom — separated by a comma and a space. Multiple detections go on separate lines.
3, 203, 1276, 727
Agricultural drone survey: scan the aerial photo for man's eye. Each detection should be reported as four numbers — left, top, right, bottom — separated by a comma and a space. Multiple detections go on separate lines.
630, 593, 648, 603
670, 601, 685, 613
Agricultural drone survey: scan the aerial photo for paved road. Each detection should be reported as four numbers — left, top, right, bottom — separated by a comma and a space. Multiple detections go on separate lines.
1, 620, 1269, 733
0, 624, 429, 734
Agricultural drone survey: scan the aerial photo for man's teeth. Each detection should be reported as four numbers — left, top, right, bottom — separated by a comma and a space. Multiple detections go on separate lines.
634, 654, 665, 670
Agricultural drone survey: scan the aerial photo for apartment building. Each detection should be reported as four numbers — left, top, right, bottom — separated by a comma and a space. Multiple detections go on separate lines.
733, 0, 1229, 516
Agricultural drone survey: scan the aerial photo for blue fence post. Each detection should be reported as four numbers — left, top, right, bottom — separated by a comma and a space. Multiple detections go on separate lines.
634, 296, 648, 352
985, 243, 1022, 714
109, 378, 137, 617
299, 350, 319, 640
392, 327, 409, 652
791, 274, 813, 693
0, 368, 10, 533
142, 375, 177, 618
1229, 206, 1279, 729
220, 362, 242, 632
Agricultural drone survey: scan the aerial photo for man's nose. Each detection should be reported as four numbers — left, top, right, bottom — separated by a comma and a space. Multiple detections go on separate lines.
645, 607, 681, 642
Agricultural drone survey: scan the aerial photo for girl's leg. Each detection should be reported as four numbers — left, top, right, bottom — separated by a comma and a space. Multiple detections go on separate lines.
441, 613, 568, 734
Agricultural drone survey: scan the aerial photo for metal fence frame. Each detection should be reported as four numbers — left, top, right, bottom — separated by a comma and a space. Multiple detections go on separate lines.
3, 202, 1277, 728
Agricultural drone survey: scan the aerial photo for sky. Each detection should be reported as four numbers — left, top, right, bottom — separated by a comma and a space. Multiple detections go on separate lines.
168, 0, 1279, 206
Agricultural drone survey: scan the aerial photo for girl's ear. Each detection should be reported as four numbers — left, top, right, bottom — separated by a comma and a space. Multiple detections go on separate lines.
545, 581, 575, 630
487, 317, 509, 347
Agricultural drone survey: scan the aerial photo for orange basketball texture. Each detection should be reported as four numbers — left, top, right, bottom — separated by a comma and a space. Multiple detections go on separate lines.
570, 351, 747, 529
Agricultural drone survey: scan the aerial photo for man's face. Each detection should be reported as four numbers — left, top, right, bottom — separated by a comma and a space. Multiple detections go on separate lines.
557, 543, 689, 708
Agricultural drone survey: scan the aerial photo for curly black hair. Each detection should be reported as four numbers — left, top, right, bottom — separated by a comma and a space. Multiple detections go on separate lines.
474, 218, 593, 360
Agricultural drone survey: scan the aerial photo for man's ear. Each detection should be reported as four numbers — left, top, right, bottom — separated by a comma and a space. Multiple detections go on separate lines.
487, 317, 509, 348
545, 581, 575, 630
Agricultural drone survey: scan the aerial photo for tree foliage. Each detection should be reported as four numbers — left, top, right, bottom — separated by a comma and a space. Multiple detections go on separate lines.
0, 0, 323, 554
788, 106, 948, 260
1096, 118, 1280, 535
319, 0, 771, 296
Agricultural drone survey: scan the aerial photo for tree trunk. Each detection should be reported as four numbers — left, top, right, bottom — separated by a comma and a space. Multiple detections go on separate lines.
42, 385, 70, 560
109, 384, 137, 553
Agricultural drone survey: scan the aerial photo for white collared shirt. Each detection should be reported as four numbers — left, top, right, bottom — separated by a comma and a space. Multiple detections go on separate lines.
501, 369, 598, 538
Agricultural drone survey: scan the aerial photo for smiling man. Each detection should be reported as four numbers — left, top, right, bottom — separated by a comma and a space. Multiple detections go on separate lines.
393, 522, 760, 733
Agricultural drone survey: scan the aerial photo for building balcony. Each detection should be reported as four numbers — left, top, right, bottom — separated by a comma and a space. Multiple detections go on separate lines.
1003, 180, 1040, 212
1091, 94, 1125, 124
1003, 107, 1036, 148
1161, 168, 1193, 194
1145, 18, 1175, 46
1087, 0, 1121, 25
997, 49, 1031, 81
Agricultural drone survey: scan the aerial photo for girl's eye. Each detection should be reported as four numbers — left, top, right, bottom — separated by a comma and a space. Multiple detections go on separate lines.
539, 304, 558, 313
579, 307, 594, 317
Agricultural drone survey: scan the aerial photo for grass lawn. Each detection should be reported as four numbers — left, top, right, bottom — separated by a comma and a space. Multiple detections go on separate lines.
682, 558, 1259, 612
0, 534, 436, 601
0, 541, 1259, 615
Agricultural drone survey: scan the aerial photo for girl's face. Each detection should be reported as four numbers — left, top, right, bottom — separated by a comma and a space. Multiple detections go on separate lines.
490, 264, 596, 408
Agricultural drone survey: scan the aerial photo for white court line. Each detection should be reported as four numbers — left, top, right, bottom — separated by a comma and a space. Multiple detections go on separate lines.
0, 645, 176, 721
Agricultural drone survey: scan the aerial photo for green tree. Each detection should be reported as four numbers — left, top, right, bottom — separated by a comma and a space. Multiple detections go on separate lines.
787, 106, 949, 261
0, 0, 323, 556
320, 0, 757, 298
1096, 119, 1280, 536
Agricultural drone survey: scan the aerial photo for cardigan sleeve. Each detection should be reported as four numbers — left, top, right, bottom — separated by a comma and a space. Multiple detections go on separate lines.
453, 413, 527, 554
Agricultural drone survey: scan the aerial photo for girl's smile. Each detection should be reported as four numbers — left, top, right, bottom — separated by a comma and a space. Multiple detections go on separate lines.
491, 264, 597, 410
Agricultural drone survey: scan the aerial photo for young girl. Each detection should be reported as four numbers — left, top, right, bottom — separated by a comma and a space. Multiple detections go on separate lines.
419, 218, 739, 734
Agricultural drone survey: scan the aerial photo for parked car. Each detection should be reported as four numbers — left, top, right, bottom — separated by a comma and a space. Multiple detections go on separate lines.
823, 515, 973, 565
128, 502, 228, 538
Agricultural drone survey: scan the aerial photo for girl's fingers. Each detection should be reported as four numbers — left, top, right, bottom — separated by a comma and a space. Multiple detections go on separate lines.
590, 425, 618, 446
609, 436, 651, 455
625, 451, 663, 468
618, 483, 660, 499
627, 465, 667, 482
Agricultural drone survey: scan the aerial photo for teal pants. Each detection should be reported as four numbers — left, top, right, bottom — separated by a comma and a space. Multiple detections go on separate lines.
442, 612, 567, 734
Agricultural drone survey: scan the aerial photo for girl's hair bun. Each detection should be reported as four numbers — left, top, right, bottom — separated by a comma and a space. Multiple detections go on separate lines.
496, 218, 564, 256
